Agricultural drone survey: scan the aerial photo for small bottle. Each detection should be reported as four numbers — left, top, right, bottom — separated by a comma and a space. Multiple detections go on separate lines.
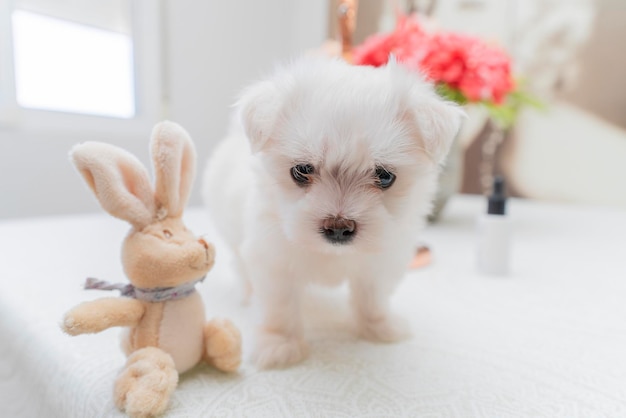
477, 176, 511, 276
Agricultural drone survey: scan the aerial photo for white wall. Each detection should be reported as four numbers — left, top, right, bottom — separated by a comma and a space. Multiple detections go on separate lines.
0, 0, 327, 219
164, 0, 327, 211
0, 129, 147, 218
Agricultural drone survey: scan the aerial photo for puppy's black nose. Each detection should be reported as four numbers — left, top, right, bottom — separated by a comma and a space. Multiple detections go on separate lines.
322, 217, 357, 244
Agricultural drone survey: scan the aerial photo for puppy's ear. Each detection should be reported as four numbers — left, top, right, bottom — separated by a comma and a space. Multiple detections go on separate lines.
237, 80, 283, 153
412, 97, 465, 165
388, 59, 465, 165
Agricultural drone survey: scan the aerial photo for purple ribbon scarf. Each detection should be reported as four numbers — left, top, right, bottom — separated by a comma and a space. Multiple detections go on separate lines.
84, 276, 205, 302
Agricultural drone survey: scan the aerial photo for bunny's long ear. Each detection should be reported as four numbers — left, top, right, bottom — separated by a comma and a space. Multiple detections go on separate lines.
71, 142, 155, 229
151, 121, 196, 218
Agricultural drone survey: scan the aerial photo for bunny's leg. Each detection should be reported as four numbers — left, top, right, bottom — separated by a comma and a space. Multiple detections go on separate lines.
114, 347, 178, 418
203, 318, 242, 372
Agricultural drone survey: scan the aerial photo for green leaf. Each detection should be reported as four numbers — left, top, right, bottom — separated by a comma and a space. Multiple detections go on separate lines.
433, 81, 544, 129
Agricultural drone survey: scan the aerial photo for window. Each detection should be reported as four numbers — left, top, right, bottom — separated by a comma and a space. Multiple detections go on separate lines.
12, 10, 135, 118
0, 0, 161, 133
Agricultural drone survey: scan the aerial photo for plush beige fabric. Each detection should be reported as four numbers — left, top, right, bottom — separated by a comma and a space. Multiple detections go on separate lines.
61, 121, 242, 417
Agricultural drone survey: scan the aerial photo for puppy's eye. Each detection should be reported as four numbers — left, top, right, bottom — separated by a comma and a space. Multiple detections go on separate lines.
163, 230, 173, 239
291, 164, 314, 186
375, 166, 396, 189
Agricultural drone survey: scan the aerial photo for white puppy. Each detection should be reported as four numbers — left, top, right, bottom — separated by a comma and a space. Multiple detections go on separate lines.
203, 57, 462, 369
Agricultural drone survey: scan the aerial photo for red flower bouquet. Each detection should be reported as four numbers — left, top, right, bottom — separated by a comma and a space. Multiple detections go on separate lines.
353, 13, 533, 127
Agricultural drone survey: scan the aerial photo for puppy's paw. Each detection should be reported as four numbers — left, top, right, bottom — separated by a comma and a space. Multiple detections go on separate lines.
253, 332, 308, 369
358, 314, 411, 343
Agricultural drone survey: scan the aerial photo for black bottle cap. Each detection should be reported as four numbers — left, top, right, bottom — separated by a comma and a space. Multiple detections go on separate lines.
487, 176, 507, 215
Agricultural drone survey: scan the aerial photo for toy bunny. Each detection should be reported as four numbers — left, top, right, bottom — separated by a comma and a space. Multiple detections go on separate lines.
61, 121, 242, 417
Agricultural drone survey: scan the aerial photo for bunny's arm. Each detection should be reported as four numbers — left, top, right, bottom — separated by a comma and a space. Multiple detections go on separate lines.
62, 297, 145, 336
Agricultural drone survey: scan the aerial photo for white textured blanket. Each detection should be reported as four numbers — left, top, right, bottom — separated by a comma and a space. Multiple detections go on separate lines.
1, 196, 625, 417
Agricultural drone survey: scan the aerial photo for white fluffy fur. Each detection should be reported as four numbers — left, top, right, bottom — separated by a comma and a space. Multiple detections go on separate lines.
203, 57, 463, 369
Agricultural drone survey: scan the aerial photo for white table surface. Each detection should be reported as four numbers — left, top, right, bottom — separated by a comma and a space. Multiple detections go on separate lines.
1, 195, 625, 417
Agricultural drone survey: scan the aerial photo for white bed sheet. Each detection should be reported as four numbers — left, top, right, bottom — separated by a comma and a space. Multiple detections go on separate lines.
1, 195, 625, 417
